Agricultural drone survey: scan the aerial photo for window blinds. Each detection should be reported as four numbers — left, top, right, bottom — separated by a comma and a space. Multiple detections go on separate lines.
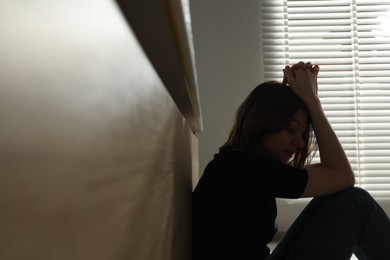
261, 0, 390, 199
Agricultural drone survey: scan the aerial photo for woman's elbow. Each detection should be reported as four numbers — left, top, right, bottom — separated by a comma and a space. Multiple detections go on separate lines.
347, 170, 356, 187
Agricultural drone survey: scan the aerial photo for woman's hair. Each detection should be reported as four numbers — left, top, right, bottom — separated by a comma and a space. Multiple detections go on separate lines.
220, 81, 317, 168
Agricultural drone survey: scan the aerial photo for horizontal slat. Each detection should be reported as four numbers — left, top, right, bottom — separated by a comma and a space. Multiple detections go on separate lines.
286, 32, 354, 38
287, 6, 351, 14
289, 45, 353, 51
288, 19, 352, 26
361, 170, 390, 176
286, 0, 352, 7
287, 13, 351, 20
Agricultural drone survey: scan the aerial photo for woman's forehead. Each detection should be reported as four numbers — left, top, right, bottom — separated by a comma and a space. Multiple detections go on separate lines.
291, 108, 308, 128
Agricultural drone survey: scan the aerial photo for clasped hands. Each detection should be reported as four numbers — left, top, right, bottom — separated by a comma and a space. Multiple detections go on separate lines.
282, 61, 320, 100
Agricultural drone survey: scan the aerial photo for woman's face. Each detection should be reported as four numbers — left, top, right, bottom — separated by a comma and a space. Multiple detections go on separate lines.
262, 108, 308, 163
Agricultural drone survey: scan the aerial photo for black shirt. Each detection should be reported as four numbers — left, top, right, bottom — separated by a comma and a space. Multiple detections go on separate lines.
192, 148, 308, 260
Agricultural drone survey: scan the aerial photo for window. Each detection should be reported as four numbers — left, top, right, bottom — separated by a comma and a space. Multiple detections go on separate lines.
261, 0, 390, 207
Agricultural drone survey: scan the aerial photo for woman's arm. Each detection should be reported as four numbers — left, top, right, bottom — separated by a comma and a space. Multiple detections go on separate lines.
284, 62, 355, 197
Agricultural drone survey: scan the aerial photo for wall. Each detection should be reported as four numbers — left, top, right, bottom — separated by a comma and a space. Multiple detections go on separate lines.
190, 0, 263, 173
0, 0, 198, 259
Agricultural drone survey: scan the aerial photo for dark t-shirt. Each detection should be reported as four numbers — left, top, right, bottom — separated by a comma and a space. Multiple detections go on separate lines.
192, 148, 308, 260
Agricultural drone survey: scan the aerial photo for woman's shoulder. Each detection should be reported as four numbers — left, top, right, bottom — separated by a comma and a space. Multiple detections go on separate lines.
201, 148, 285, 183
215, 147, 284, 168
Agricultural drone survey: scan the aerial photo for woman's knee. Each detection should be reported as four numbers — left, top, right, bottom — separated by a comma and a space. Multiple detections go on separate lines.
343, 186, 371, 199
337, 186, 376, 209
311, 187, 375, 212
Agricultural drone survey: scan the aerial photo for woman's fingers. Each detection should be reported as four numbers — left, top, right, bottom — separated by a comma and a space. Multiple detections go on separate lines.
312, 64, 320, 77
283, 63, 320, 92
284, 67, 296, 85
285, 62, 319, 75
282, 74, 287, 85
291, 61, 307, 70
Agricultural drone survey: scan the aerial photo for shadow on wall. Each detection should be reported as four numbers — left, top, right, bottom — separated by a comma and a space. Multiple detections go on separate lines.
126, 108, 194, 260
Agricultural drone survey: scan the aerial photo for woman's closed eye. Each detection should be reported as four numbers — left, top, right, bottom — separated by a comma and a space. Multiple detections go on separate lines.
288, 126, 307, 139
287, 127, 298, 134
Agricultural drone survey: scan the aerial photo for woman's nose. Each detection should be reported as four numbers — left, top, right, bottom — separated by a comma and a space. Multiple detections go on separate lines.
293, 136, 305, 149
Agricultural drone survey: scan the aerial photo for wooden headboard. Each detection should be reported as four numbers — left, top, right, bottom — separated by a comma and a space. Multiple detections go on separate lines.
0, 0, 200, 259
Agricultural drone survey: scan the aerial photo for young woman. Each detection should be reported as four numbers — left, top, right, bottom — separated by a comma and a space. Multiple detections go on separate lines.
192, 62, 390, 260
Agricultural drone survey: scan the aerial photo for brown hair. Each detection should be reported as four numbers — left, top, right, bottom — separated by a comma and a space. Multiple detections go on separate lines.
220, 81, 317, 168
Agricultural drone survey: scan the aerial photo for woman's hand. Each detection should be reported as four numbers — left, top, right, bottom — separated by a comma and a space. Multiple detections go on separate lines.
283, 61, 319, 103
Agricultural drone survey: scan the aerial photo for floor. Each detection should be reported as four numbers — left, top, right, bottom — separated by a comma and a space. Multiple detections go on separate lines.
269, 233, 358, 259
